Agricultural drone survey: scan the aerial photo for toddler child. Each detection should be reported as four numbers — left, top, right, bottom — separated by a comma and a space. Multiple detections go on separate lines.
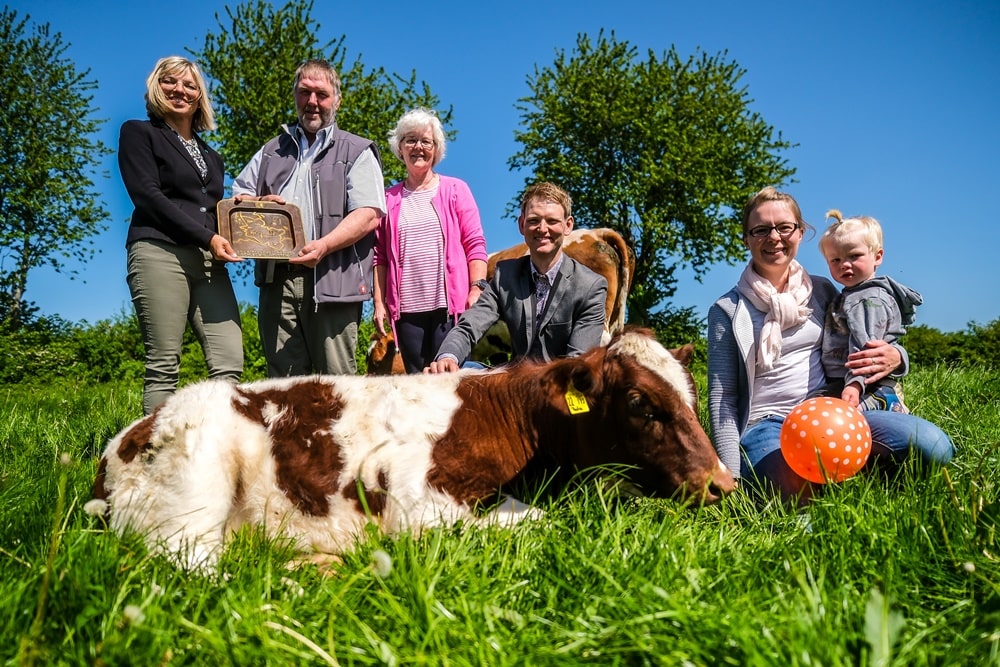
818, 210, 922, 412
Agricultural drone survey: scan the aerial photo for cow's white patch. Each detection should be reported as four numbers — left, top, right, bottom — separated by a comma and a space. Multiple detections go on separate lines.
610, 332, 696, 409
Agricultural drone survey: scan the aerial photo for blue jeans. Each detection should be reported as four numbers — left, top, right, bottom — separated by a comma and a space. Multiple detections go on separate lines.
741, 411, 955, 502
127, 240, 243, 415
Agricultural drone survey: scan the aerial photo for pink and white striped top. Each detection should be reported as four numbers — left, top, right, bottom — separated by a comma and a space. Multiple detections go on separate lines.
398, 185, 447, 313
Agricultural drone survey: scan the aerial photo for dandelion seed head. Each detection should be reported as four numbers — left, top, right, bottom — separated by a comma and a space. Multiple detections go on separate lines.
372, 549, 392, 577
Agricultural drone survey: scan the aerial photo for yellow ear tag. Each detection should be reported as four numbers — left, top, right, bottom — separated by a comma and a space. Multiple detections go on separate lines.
564, 383, 590, 414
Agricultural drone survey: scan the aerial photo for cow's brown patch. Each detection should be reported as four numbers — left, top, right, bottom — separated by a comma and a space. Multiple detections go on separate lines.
114, 413, 158, 464
91, 456, 109, 507
428, 367, 544, 504
91, 412, 160, 520
342, 468, 389, 517
233, 381, 346, 516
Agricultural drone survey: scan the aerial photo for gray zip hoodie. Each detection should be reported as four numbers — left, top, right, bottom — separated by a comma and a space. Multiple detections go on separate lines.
821, 275, 923, 388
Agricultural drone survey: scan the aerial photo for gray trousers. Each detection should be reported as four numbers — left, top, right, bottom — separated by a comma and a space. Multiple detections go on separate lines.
127, 239, 244, 415
257, 263, 361, 377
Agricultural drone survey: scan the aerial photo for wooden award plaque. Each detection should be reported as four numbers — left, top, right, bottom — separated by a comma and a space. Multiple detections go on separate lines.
216, 199, 306, 259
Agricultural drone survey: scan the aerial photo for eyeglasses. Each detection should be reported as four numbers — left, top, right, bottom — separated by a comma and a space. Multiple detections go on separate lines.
159, 77, 200, 96
747, 223, 800, 239
523, 217, 567, 231
402, 138, 434, 149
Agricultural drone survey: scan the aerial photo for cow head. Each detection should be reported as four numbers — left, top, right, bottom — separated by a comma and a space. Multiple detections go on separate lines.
536, 328, 734, 505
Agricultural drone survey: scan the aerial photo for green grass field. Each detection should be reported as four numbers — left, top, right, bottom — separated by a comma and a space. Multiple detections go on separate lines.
2, 364, 998, 666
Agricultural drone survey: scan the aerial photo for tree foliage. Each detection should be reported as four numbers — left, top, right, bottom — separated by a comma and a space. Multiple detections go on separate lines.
0, 9, 111, 328
906, 319, 1000, 369
191, 0, 449, 281
0, 304, 268, 386
192, 0, 449, 186
510, 31, 796, 327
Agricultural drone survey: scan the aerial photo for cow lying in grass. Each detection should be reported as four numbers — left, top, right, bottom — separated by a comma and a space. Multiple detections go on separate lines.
86, 328, 735, 569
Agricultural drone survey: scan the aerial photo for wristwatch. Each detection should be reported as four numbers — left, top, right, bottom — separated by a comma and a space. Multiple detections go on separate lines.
471, 279, 489, 291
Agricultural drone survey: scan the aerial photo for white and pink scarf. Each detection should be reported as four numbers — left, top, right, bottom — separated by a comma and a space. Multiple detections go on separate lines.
736, 261, 813, 370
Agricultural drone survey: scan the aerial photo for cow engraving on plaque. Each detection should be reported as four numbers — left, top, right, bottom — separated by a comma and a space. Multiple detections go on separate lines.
216, 199, 306, 259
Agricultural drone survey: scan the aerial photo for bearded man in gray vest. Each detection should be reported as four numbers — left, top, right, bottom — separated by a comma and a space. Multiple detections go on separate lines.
233, 59, 386, 376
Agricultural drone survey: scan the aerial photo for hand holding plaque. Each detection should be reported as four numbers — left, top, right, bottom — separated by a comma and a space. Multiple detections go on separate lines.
216, 199, 306, 259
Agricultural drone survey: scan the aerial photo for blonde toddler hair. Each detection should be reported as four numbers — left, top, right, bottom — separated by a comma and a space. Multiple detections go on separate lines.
819, 209, 884, 256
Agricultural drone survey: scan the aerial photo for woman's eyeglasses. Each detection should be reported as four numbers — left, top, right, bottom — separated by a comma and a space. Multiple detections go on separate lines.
747, 223, 800, 239
402, 138, 434, 149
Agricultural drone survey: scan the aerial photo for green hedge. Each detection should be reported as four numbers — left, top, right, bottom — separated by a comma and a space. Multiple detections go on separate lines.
1, 307, 995, 386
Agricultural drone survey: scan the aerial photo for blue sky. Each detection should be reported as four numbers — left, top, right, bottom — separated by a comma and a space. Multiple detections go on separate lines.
10, 0, 999, 333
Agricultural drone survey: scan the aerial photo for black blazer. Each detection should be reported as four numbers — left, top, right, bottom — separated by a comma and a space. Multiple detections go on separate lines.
118, 118, 225, 249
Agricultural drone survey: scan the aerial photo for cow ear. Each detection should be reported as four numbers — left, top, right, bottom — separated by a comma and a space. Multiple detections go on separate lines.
569, 364, 596, 394
670, 343, 695, 368
553, 364, 598, 416
545, 358, 600, 415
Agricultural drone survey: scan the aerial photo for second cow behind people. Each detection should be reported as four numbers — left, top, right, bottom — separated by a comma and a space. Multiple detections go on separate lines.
373, 108, 489, 373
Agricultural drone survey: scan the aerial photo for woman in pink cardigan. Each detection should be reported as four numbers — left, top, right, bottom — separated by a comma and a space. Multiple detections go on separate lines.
373, 108, 489, 373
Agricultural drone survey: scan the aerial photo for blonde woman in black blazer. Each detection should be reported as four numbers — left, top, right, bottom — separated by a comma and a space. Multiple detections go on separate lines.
118, 56, 243, 415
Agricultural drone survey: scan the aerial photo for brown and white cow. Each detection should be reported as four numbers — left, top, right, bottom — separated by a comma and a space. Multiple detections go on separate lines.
366, 227, 634, 374
86, 328, 734, 569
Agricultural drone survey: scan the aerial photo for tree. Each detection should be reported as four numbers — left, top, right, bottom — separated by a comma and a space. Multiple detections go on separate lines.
192, 0, 449, 186
0, 9, 110, 329
510, 31, 796, 328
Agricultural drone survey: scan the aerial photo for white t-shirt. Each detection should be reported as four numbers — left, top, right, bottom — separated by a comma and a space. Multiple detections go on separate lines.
747, 304, 826, 424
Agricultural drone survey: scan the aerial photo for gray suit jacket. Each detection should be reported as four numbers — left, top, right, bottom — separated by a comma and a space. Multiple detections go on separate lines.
436, 255, 608, 364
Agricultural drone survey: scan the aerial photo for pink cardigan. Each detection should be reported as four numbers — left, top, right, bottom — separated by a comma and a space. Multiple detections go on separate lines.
375, 175, 488, 323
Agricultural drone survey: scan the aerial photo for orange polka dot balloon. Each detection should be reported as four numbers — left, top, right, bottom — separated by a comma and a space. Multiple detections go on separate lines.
780, 397, 872, 484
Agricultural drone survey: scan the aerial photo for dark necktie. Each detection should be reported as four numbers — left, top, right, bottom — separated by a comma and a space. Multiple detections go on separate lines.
535, 273, 550, 318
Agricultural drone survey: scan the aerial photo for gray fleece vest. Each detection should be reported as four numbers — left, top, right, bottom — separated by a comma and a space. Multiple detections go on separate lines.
253, 123, 382, 303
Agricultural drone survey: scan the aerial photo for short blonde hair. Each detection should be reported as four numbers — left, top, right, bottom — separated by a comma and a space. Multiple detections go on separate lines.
387, 108, 447, 165
521, 182, 572, 219
144, 56, 215, 132
819, 209, 884, 256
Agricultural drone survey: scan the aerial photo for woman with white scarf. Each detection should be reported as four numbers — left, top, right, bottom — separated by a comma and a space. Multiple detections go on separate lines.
708, 187, 953, 504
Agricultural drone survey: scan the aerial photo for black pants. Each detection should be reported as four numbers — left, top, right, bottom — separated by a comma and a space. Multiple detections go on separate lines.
395, 309, 454, 374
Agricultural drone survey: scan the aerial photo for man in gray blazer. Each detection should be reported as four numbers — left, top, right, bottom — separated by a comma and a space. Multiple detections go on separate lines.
427, 182, 608, 372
